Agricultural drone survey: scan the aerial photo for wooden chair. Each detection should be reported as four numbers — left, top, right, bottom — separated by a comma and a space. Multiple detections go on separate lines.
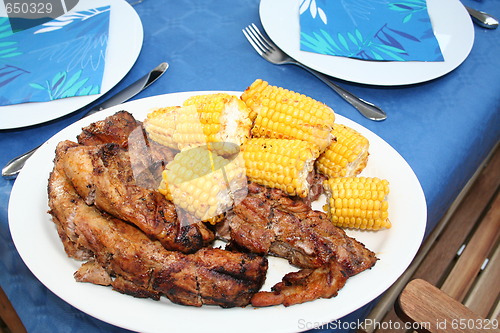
0, 286, 26, 333
359, 143, 500, 333
396, 279, 499, 333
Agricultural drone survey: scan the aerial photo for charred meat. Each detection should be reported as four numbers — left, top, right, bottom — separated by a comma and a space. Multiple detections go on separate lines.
47, 111, 379, 309
223, 182, 377, 276
77, 110, 175, 188
48, 141, 268, 307
77, 110, 141, 147
251, 260, 348, 307
60, 142, 214, 254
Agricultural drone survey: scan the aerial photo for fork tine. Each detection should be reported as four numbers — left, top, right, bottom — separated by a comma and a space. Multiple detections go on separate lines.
247, 24, 272, 52
249, 23, 278, 51
244, 25, 272, 54
241, 28, 262, 55
243, 26, 269, 56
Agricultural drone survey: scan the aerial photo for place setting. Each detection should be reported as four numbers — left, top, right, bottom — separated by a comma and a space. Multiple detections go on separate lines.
258, 0, 476, 87
0, 0, 143, 130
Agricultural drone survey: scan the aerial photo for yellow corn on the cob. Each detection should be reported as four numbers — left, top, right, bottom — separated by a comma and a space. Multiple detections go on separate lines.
159, 145, 247, 222
144, 105, 208, 151
316, 123, 369, 178
143, 106, 184, 150
144, 93, 252, 155
241, 138, 320, 198
323, 177, 391, 230
183, 93, 252, 154
240, 79, 335, 152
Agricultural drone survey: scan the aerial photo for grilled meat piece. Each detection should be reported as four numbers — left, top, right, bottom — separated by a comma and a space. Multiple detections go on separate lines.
48, 142, 268, 307
61, 142, 214, 253
77, 111, 175, 189
47, 140, 94, 261
73, 198, 268, 307
251, 260, 348, 307
77, 110, 141, 147
224, 182, 377, 276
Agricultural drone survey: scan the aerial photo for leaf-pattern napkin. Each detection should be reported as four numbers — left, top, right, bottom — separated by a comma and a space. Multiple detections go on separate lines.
300, 0, 444, 62
0, 6, 110, 107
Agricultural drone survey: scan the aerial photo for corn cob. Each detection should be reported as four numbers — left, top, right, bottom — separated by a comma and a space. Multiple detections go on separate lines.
182, 93, 252, 154
144, 93, 252, 155
316, 123, 369, 178
159, 145, 247, 222
143, 106, 185, 150
240, 79, 335, 152
241, 138, 321, 198
144, 105, 208, 151
323, 177, 391, 230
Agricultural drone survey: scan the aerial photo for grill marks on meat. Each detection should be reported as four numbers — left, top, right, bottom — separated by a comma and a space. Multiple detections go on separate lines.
48, 141, 268, 307
221, 182, 377, 306
74, 206, 267, 307
226, 182, 377, 275
61, 142, 214, 254
151, 248, 268, 307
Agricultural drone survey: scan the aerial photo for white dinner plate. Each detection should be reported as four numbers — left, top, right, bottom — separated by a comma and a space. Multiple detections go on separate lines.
9, 91, 426, 333
259, 0, 474, 86
0, 0, 143, 130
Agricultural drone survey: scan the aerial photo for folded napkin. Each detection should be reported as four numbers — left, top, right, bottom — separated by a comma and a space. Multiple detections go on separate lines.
300, 0, 444, 62
0, 6, 110, 107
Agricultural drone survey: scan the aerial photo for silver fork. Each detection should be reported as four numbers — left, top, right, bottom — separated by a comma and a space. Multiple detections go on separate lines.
242, 23, 387, 121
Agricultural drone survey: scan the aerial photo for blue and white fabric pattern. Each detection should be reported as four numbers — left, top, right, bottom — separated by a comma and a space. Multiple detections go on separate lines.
299, 0, 444, 62
0, 6, 110, 107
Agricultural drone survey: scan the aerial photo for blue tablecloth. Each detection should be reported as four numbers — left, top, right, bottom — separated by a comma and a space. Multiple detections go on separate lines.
1, 0, 499, 332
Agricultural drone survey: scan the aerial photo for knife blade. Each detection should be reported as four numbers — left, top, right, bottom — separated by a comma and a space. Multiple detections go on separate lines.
2, 62, 169, 179
84, 62, 169, 116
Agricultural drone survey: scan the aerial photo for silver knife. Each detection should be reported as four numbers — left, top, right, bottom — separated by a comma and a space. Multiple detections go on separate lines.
2, 62, 169, 179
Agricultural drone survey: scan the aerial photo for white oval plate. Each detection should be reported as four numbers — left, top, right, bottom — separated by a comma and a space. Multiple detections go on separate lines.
9, 91, 426, 333
259, 0, 474, 86
0, 0, 143, 129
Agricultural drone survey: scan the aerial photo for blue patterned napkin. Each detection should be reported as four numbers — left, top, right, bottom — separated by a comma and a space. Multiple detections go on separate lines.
0, 6, 110, 107
299, 0, 443, 62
